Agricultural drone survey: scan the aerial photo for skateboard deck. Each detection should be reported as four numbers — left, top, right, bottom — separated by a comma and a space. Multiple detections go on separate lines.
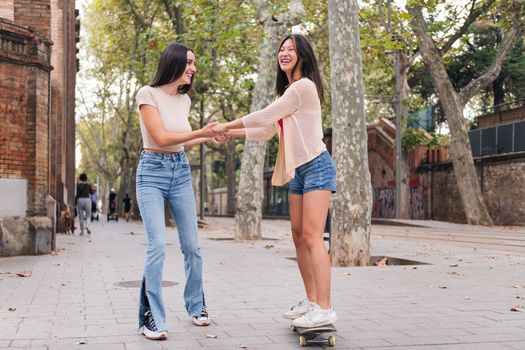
292, 324, 336, 347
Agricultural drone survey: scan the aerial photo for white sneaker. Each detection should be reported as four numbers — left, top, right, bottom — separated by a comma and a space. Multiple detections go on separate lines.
283, 299, 313, 320
291, 304, 337, 328
141, 310, 167, 340
191, 306, 210, 326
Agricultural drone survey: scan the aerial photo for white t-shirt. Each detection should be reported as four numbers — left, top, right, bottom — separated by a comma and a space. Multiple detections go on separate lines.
136, 85, 192, 152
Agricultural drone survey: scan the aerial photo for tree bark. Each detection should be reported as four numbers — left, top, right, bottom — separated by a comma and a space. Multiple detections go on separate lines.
406, 4, 525, 225
398, 51, 411, 219
328, 0, 373, 266
225, 139, 237, 215
235, 0, 304, 240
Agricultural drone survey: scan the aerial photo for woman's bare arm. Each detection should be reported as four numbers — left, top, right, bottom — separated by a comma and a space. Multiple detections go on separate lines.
140, 104, 216, 146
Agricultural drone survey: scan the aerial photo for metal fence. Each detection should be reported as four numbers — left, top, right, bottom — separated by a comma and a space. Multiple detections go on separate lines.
469, 120, 525, 157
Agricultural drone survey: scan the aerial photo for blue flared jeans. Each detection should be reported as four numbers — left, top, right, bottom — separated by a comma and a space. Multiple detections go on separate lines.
136, 150, 205, 332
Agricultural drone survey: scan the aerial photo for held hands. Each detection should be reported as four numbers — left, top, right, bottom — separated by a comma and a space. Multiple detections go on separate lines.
212, 133, 230, 146
211, 123, 229, 134
200, 122, 230, 145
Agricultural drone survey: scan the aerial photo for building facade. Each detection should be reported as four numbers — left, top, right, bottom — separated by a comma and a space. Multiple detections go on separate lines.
0, 0, 77, 256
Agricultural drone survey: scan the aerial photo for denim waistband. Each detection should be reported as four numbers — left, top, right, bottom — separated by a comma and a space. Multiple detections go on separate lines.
141, 149, 186, 161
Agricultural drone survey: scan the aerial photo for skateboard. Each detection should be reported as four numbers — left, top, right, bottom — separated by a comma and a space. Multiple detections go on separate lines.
291, 324, 336, 347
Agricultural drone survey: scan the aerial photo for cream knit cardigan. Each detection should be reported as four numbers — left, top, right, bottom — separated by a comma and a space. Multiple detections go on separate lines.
241, 78, 327, 186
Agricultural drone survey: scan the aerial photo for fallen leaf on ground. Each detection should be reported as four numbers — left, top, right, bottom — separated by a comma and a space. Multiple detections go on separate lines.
447, 271, 463, 276
375, 257, 388, 266
16, 269, 32, 277
484, 256, 495, 260
205, 333, 217, 338
427, 285, 448, 289
510, 304, 523, 312
130, 231, 134, 235
449, 264, 458, 267
516, 295, 523, 299
240, 346, 248, 349
76, 340, 87, 345
264, 245, 274, 249
8, 307, 16, 311
511, 285, 524, 289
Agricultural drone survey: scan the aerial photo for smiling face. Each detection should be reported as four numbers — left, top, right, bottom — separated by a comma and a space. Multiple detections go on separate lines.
176, 50, 196, 86
278, 38, 299, 76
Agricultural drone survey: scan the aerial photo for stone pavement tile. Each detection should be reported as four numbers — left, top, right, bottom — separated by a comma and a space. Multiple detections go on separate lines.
337, 330, 409, 340
364, 346, 439, 350
399, 328, 474, 337
48, 344, 126, 350
336, 338, 394, 348
386, 336, 463, 347
125, 341, 166, 350
8, 339, 31, 347
197, 335, 272, 347
452, 333, 525, 343
504, 341, 525, 349
436, 343, 515, 349
225, 327, 291, 337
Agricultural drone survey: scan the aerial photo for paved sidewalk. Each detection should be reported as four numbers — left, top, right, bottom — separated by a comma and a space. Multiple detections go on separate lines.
1, 217, 524, 349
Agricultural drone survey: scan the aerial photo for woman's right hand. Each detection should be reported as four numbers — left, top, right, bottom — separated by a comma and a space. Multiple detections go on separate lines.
211, 123, 229, 134
200, 122, 219, 137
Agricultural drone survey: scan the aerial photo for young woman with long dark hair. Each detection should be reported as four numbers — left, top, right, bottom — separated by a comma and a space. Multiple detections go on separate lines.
135, 43, 226, 340
212, 34, 337, 328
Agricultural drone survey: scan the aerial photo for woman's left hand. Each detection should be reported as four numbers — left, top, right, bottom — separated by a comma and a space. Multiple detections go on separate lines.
212, 133, 230, 145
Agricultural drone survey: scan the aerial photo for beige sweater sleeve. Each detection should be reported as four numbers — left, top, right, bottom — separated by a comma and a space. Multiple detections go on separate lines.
245, 125, 277, 142
241, 83, 302, 128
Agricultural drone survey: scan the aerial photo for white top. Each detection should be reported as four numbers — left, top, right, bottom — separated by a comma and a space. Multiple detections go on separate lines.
136, 85, 192, 152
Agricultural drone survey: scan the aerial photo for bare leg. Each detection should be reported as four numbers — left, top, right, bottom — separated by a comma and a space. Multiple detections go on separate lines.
290, 194, 317, 302
301, 190, 332, 309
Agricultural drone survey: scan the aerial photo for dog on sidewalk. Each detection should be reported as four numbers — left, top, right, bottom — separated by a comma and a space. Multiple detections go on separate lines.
61, 210, 76, 234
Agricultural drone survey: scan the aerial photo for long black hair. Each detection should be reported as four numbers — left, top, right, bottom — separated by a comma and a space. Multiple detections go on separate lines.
275, 34, 324, 104
150, 43, 194, 94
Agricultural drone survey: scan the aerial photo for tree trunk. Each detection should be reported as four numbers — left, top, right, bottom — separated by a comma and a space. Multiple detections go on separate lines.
328, 0, 373, 266
235, 0, 304, 240
398, 53, 411, 219
408, 5, 494, 225
225, 139, 237, 215
492, 72, 506, 111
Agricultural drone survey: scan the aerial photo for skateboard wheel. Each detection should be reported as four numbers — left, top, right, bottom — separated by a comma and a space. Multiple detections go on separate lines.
299, 335, 307, 346
328, 335, 335, 347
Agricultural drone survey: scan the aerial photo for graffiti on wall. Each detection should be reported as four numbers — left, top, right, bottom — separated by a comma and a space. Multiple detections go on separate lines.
410, 187, 424, 219
372, 187, 396, 218
372, 186, 425, 219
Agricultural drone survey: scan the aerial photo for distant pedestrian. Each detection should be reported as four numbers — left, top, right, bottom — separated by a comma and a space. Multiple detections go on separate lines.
123, 193, 132, 222
90, 185, 98, 222
75, 173, 92, 235
108, 189, 117, 221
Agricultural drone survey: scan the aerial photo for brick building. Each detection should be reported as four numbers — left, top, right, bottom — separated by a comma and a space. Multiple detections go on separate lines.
0, 0, 78, 256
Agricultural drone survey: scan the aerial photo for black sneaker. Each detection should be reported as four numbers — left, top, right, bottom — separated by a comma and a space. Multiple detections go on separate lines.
192, 306, 210, 326
142, 310, 167, 340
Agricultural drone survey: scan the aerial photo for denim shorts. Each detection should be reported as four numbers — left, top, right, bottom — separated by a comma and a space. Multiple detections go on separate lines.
289, 150, 337, 195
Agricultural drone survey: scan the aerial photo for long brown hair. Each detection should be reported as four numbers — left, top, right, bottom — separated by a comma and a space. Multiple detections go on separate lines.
150, 43, 194, 94
275, 34, 324, 104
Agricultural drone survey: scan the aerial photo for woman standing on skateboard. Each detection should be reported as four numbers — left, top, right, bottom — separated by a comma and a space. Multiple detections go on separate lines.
135, 43, 227, 340
212, 34, 337, 328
